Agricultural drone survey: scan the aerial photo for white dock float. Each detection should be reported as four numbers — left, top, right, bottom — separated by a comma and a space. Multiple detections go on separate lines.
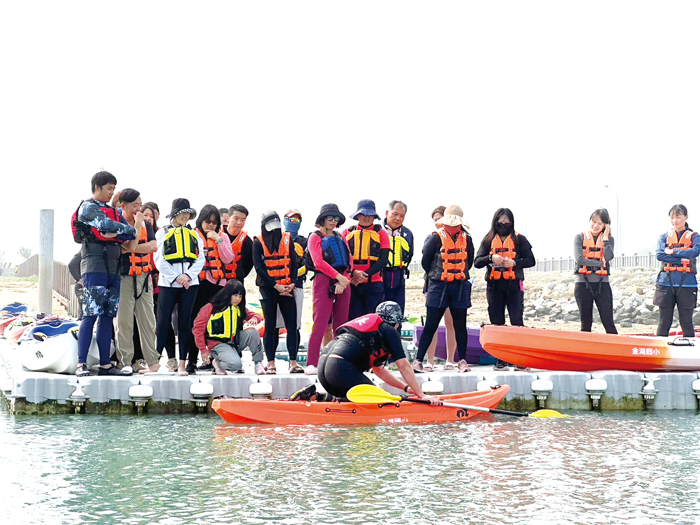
2, 339, 700, 415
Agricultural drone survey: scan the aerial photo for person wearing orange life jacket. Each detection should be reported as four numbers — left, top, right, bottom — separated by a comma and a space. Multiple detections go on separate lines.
73, 171, 136, 378
114, 189, 161, 373
222, 204, 255, 284
414, 205, 474, 373
474, 208, 535, 371
655, 204, 700, 337
154, 198, 205, 376
574, 208, 617, 334
253, 210, 301, 374
342, 199, 391, 320
185, 205, 235, 374
382, 200, 414, 315
274, 209, 308, 369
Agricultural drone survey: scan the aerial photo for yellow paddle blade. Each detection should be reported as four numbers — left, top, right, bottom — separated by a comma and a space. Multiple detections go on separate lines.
529, 409, 569, 418
347, 384, 403, 404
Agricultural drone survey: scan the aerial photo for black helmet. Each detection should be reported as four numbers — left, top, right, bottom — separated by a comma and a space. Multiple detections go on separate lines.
376, 301, 404, 326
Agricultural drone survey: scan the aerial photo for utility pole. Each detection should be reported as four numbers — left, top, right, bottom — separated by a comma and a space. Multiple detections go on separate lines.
39, 209, 54, 314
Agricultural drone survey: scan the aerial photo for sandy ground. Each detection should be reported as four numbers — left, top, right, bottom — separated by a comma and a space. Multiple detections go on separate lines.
2, 272, 655, 334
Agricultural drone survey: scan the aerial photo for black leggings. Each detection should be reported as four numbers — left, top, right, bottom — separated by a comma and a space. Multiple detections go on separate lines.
318, 346, 373, 398
487, 280, 524, 326
416, 306, 468, 362
260, 288, 298, 361
655, 285, 697, 337
574, 282, 617, 334
156, 286, 198, 361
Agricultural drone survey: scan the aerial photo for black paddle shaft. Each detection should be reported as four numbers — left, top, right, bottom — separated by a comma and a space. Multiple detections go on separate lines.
403, 397, 529, 417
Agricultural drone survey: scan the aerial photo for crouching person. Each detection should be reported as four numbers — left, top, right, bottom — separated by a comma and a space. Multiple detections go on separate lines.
193, 280, 265, 374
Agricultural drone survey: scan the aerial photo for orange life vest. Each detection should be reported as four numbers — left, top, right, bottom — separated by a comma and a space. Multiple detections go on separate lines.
489, 234, 517, 280
664, 230, 694, 273
256, 232, 292, 285
127, 226, 153, 276
197, 229, 225, 281
578, 231, 608, 276
437, 227, 468, 282
223, 231, 248, 280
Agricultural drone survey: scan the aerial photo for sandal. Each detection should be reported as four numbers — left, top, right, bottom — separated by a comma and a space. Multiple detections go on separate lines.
265, 365, 277, 375
76, 364, 91, 377
443, 362, 456, 371
289, 364, 304, 374
424, 363, 435, 372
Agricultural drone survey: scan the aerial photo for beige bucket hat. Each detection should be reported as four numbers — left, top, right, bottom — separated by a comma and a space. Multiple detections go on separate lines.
436, 205, 469, 229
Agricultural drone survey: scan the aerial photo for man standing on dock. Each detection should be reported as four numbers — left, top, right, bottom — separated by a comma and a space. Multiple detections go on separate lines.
72, 171, 136, 377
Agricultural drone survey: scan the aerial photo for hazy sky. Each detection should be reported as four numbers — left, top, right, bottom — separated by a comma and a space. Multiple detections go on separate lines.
1, 1, 699, 266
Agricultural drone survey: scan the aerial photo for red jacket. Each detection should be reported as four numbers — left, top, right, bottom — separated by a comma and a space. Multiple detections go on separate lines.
193, 302, 263, 355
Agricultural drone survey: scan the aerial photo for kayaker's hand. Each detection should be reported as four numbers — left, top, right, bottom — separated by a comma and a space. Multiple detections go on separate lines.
336, 274, 351, 288
492, 254, 504, 266
207, 230, 220, 243
202, 353, 211, 365
665, 247, 675, 255
421, 395, 443, 406
102, 232, 118, 239
502, 259, 515, 268
176, 274, 191, 288
334, 283, 346, 295
603, 224, 611, 241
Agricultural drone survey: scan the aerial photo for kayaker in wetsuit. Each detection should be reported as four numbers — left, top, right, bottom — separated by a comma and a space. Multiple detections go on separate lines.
655, 204, 700, 337
414, 205, 474, 373
292, 301, 440, 404
474, 208, 535, 371
574, 208, 617, 334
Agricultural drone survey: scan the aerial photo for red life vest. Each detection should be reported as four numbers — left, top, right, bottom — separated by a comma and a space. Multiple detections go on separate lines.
71, 199, 125, 244
127, 226, 153, 276
197, 229, 225, 281
489, 234, 517, 280
337, 314, 389, 368
223, 231, 248, 280
437, 227, 468, 281
665, 230, 694, 273
256, 232, 292, 285
578, 231, 608, 276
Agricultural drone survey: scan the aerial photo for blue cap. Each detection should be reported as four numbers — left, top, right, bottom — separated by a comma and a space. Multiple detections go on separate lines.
350, 199, 379, 220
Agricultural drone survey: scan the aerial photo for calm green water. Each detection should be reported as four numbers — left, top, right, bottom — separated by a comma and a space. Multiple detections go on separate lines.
2, 404, 700, 525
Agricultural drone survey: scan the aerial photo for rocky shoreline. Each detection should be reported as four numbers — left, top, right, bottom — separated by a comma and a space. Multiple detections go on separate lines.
1, 267, 692, 336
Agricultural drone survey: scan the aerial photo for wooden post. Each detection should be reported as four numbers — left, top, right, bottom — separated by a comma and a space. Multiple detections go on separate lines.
39, 209, 54, 314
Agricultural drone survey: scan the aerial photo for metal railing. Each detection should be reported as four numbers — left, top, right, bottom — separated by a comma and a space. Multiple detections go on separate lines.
14, 254, 81, 318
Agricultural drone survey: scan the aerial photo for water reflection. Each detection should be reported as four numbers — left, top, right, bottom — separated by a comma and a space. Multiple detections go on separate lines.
2, 408, 700, 524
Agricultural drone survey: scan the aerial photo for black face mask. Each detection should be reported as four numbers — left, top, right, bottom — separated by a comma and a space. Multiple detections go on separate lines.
495, 223, 512, 236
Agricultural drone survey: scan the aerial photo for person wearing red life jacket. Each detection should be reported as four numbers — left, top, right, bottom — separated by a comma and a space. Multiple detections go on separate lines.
474, 208, 536, 370
73, 171, 137, 377
305, 203, 353, 375
574, 208, 617, 334
253, 210, 301, 374
413, 205, 474, 373
342, 199, 391, 320
655, 204, 700, 337
291, 302, 440, 404
185, 205, 235, 374
222, 204, 255, 284
114, 188, 161, 373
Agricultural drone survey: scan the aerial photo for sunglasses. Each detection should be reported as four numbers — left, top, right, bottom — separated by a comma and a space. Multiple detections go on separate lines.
285, 217, 301, 223
324, 216, 341, 222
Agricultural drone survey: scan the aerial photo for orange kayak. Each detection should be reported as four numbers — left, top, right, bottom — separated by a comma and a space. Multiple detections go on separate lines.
212, 386, 510, 425
480, 325, 700, 372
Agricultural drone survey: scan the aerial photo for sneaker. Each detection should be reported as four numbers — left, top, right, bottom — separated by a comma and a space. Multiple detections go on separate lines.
167, 358, 178, 372
457, 359, 470, 373
290, 383, 316, 401
98, 366, 133, 376
132, 360, 148, 373
76, 364, 91, 377
254, 362, 266, 375
185, 362, 197, 375
412, 360, 424, 373
197, 363, 214, 371
304, 365, 318, 375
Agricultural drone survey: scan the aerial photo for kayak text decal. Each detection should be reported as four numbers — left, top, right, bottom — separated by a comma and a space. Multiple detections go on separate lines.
631, 347, 660, 356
